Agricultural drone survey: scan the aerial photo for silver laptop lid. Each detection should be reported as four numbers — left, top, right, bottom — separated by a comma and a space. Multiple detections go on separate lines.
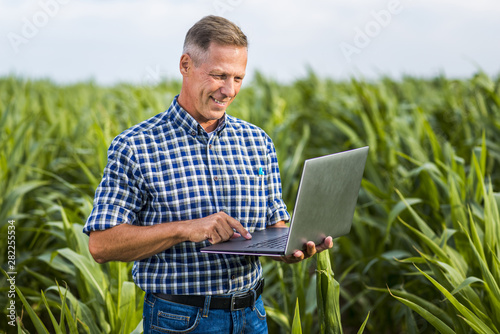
284, 146, 368, 255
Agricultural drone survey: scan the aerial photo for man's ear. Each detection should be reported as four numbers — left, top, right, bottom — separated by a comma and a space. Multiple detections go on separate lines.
179, 54, 192, 76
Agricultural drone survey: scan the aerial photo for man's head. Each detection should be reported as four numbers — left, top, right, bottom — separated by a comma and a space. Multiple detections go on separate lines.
177, 16, 248, 132
183, 15, 248, 67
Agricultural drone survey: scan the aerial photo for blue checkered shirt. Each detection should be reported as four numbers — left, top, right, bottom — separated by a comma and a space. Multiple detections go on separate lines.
84, 96, 290, 295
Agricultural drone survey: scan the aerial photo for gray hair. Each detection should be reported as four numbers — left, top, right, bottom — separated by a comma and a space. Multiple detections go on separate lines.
183, 15, 248, 66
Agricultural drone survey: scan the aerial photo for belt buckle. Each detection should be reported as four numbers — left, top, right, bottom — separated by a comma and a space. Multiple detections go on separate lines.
230, 290, 249, 311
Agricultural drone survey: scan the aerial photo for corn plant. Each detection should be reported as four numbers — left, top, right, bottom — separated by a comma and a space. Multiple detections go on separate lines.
386, 152, 500, 332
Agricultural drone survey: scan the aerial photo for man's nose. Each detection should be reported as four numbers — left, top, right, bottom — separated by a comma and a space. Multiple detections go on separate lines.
220, 78, 236, 98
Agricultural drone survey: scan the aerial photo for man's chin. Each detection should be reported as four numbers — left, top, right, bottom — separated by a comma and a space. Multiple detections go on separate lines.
211, 112, 226, 121
208, 105, 227, 115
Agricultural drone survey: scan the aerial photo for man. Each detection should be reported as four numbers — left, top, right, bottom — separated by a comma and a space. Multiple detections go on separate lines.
84, 15, 333, 333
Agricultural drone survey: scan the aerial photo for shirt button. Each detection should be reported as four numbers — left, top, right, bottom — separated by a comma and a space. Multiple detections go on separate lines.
231, 275, 236, 280
214, 176, 218, 181
191, 131, 196, 136
209, 144, 212, 149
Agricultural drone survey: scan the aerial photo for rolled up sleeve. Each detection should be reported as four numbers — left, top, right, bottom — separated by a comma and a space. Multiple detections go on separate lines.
83, 136, 144, 235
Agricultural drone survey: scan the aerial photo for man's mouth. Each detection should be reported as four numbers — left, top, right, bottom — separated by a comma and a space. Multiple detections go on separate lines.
211, 96, 229, 106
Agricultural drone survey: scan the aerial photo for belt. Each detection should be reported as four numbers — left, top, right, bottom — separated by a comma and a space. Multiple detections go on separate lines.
154, 279, 264, 311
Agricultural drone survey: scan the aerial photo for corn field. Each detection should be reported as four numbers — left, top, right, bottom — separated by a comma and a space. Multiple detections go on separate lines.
0, 71, 499, 333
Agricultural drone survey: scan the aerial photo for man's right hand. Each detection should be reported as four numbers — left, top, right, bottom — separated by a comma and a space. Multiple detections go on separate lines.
186, 211, 252, 244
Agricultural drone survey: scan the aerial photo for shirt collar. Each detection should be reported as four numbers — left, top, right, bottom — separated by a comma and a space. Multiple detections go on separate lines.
168, 95, 227, 137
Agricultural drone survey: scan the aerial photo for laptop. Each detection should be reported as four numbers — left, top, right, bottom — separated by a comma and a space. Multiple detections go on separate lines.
200, 146, 369, 256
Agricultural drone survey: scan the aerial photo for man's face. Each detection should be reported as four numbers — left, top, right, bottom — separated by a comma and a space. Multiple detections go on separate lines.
178, 42, 247, 132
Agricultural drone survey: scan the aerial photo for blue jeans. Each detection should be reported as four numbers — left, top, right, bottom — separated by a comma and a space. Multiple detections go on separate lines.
143, 293, 268, 334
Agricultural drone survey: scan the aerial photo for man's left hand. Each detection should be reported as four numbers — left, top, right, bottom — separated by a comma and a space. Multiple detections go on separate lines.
267, 221, 334, 263
276, 237, 333, 264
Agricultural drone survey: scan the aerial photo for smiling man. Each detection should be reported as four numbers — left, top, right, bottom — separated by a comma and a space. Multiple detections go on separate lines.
84, 15, 332, 333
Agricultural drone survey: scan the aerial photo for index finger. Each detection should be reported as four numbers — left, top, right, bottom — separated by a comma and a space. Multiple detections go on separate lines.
223, 213, 252, 240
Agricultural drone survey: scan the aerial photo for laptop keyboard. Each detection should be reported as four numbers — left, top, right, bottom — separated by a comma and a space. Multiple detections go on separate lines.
245, 234, 288, 249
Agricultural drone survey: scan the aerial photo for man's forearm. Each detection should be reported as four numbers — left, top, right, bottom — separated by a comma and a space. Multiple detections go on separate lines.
268, 221, 288, 228
88, 211, 251, 264
88, 222, 185, 263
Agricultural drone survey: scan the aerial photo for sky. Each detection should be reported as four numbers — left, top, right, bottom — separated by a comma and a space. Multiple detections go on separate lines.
1, 0, 499, 86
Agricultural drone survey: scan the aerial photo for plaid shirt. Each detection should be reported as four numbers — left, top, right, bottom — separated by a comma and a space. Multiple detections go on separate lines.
84, 96, 290, 295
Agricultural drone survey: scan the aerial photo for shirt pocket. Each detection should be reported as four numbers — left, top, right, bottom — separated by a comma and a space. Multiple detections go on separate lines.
227, 166, 267, 231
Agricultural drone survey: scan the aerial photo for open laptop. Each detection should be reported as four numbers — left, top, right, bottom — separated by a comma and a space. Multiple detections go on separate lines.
200, 146, 369, 256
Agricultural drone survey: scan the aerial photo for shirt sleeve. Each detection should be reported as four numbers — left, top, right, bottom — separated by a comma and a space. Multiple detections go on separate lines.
265, 136, 291, 226
83, 135, 144, 235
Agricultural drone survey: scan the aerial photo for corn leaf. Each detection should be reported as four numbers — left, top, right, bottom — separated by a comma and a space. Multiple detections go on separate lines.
395, 189, 437, 239
14, 285, 49, 333
414, 264, 498, 334
356, 312, 370, 334
40, 290, 63, 334
388, 287, 455, 334
292, 298, 303, 334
